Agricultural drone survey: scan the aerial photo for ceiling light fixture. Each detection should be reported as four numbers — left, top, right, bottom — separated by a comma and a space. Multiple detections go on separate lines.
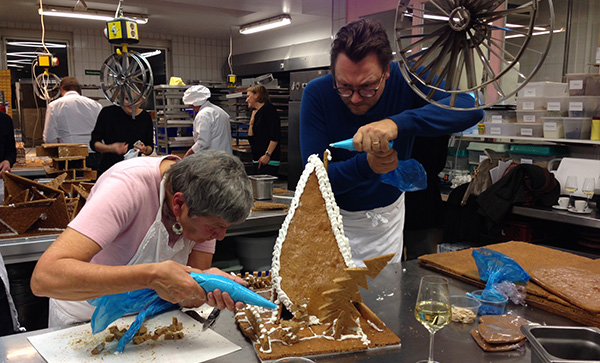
239, 14, 291, 35
39, 5, 148, 24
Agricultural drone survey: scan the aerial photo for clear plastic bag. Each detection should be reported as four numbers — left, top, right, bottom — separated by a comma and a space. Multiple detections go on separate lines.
380, 158, 427, 192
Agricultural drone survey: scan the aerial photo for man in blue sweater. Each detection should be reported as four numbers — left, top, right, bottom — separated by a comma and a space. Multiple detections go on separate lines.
300, 19, 482, 266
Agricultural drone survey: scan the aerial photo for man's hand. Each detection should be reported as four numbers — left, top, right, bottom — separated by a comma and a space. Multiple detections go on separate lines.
367, 149, 398, 174
0, 160, 10, 174
353, 118, 398, 152
134, 142, 147, 154
111, 142, 129, 155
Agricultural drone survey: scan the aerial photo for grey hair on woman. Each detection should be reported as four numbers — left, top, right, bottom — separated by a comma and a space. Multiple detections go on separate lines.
165, 150, 253, 224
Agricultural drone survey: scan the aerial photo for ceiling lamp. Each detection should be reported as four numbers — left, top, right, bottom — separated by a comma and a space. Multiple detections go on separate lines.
39, 5, 148, 24
239, 14, 291, 35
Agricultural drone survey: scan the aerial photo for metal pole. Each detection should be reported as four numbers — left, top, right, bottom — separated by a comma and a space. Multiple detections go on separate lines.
562, 0, 573, 82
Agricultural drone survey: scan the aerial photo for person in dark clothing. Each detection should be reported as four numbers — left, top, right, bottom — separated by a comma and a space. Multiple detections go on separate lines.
403, 135, 450, 259
0, 112, 20, 336
0, 112, 16, 175
246, 85, 281, 176
90, 104, 154, 177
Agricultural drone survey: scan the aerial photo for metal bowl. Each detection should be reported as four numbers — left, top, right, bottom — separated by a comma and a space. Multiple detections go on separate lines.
248, 175, 278, 200
521, 325, 600, 362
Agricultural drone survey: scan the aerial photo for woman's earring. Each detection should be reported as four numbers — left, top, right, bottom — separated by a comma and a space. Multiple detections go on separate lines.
172, 221, 183, 235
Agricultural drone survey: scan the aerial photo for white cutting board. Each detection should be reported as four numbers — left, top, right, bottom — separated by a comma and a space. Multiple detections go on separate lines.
27, 310, 240, 363
552, 157, 600, 197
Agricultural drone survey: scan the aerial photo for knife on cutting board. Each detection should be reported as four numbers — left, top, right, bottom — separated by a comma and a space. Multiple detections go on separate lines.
184, 308, 221, 331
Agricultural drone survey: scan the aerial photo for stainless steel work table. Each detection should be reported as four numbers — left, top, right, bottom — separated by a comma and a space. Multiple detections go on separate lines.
0, 196, 291, 264
0, 259, 582, 362
512, 204, 600, 229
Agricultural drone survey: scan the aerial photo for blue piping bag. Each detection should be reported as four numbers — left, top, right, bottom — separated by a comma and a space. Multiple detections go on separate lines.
90, 273, 276, 353
329, 138, 427, 192
329, 138, 394, 150
190, 273, 277, 309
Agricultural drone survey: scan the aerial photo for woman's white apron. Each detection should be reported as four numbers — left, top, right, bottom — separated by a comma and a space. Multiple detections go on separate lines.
49, 179, 195, 327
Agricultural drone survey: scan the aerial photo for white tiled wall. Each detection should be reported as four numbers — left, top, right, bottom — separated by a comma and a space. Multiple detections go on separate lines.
1, 20, 229, 86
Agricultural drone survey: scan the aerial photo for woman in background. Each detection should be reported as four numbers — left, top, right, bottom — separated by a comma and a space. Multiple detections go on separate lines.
246, 85, 281, 176
90, 101, 154, 177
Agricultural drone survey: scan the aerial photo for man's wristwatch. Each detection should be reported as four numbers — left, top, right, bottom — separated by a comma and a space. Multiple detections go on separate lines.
265, 151, 271, 157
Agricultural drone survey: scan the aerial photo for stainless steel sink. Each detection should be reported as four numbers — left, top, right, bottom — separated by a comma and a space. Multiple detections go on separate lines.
521, 325, 600, 363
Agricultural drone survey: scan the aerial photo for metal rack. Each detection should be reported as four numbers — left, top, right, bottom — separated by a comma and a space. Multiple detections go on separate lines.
152, 85, 194, 155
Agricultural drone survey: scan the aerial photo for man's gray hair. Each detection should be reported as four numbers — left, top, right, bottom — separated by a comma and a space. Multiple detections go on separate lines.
165, 150, 253, 224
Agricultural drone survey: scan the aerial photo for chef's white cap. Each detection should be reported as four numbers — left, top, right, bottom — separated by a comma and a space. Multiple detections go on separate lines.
182, 85, 211, 106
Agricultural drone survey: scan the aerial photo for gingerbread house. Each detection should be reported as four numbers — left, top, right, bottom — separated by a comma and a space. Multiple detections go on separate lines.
235, 154, 401, 360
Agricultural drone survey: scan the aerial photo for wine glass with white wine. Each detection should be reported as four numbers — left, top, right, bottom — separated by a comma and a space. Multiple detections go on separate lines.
414, 275, 451, 363
582, 177, 595, 208
565, 176, 578, 208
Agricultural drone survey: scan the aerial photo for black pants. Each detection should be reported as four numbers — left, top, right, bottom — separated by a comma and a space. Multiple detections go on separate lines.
86, 152, 102, 172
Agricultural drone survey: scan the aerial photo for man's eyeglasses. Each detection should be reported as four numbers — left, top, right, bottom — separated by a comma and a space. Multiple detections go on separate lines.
333, 72, 385, 98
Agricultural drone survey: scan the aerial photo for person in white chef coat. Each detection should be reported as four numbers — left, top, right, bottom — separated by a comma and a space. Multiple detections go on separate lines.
182, 85, 232, 156
31, 150, 253, 327
43, 77, 103, 170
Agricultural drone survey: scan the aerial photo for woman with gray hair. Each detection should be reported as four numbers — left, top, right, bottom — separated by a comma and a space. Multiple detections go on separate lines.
31, 150, 254, 327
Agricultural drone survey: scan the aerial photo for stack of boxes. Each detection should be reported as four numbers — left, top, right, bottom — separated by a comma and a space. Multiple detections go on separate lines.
0, 70, 12, 118
479, 77, 600, 140
515, 81, 566, 138
519, 78, 600, 140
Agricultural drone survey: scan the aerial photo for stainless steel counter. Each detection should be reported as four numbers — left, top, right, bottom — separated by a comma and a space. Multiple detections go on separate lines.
513, 204, 600, 229
9, 166, 47, 179
0, 259, 582, 362
0, 196, 291, 264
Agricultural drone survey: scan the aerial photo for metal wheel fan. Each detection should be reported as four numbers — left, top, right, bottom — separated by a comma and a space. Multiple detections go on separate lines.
100, 49, 153, 107
33, 71, 61, 102
395, 0, 555, 110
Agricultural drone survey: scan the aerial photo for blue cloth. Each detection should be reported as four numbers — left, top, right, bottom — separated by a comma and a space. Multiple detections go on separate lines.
300, 62, 483, 211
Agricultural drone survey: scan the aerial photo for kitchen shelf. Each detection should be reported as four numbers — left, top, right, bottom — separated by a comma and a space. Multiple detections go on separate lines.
153, 85, 194, 155
454, 133, 600, 146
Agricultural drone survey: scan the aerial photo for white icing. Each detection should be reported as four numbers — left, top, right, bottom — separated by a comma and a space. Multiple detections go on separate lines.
367, 320, 384, 332
271, 154, 356, 312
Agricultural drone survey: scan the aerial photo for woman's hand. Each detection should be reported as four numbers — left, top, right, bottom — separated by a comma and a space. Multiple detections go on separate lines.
152, 263, 246, 311
198, 267, 246, 311
150, 261, 208, 306
258, 153, 270, 167
0, 160, 10, 173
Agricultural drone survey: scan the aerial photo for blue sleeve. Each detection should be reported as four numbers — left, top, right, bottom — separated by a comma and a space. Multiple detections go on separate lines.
300, 80, 377, 196
391, 93, 483, 136
387, 64, 483, 136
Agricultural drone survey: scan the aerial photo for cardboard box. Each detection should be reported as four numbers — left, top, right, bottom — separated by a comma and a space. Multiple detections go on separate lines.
22, 107, 46, 147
